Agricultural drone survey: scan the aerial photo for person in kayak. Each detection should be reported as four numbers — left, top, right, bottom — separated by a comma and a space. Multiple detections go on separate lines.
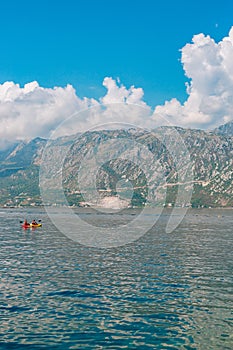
24, 219, 29, 226
31, 219, 38, 225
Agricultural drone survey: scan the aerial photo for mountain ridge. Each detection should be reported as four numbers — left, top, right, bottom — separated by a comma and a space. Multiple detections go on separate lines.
0, 123, 232, 208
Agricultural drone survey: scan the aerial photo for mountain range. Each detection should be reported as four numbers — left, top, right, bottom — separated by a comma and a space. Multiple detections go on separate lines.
0, 121, 232, 208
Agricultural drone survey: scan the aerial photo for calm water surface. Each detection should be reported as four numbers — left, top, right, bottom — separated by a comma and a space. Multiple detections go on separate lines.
0, 208, 232, 349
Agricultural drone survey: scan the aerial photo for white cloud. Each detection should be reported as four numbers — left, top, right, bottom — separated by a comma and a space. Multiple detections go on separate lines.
0, 77, 152, 146
0, 82, 94, 145
1, 26, 233, 147
153, 26, 233, 128
101, 77, 146, 107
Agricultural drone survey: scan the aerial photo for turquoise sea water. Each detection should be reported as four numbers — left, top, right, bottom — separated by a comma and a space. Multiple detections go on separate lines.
0, 208, 232, 349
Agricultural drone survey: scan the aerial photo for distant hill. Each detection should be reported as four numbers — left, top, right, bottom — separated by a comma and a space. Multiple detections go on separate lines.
214, 121, 233, 137
0, 124, 232, 208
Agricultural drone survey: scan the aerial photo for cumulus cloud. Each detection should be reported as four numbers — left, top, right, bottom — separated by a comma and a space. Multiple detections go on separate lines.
1, 26, 233, 147
0, 77, 152, 146
0, 81, 96, 146
101, 77, 146, 106
153, 26, 233, 128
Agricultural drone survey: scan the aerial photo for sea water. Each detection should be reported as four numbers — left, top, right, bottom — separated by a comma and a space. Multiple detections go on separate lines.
0, 208, 232, 349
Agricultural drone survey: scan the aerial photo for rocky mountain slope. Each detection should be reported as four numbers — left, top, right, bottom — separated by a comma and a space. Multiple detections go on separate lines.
214, 121, 233, 137
0, 123, 232, 208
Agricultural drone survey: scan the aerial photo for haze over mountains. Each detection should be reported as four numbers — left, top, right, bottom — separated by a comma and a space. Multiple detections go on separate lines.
0, 121, 232, 208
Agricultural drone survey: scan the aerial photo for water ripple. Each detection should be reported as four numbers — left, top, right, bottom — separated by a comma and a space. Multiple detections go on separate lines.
0, 208, 232, 349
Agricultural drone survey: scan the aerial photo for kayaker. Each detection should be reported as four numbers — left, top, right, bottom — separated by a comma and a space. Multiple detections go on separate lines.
32, 219, 38, 225
24, 219, 29, 225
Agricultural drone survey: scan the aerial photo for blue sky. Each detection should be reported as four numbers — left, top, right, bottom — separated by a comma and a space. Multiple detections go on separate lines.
1, 0, 233, 107
1, 0, 233, 146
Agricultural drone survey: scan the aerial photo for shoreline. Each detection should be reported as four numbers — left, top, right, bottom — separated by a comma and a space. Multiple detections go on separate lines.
1, 205, 233, 210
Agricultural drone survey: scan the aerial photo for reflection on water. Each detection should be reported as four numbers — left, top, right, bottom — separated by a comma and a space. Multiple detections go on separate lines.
0, 208, 232, 349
